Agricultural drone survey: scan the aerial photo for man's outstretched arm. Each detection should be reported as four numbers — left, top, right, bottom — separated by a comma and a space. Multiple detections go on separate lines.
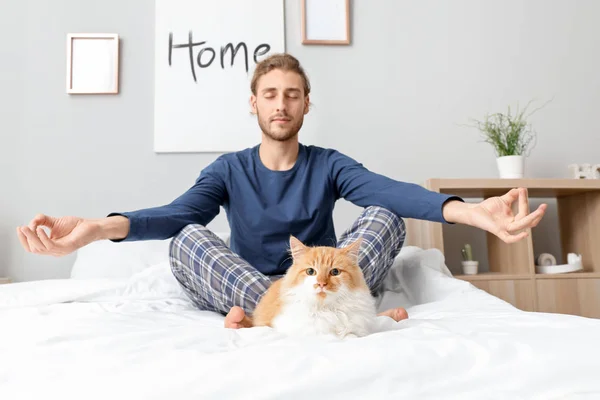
328, 150, 546, 243
107, 159, 228, 242
328, 150, 462, 224
17, 159, 228, 257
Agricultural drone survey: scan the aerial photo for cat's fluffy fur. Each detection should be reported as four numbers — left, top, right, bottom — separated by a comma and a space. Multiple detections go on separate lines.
251, 236, 377, 338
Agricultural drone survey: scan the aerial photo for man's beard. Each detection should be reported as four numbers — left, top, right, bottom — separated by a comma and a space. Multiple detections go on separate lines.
257, 111, 304, 142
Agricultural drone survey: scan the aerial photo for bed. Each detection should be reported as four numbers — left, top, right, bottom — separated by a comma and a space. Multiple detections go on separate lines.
1, 236, 599, 399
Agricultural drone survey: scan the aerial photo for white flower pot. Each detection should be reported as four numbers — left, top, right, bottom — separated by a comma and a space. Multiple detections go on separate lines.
461, 261, 479, 275
496, 155, 524, 179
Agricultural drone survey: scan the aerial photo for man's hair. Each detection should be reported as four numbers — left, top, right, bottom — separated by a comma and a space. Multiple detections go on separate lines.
251, 53, 311, 96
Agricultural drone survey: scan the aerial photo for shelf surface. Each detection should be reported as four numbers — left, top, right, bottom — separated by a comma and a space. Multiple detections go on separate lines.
427, 178, 600, 197
535, 271, 600, 279
454, 271, 600, 281
453, 272, 531, 281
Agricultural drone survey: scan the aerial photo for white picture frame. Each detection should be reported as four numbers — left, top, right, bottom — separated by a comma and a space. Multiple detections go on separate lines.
66, 33, 120, 94
301, 0, 350, 45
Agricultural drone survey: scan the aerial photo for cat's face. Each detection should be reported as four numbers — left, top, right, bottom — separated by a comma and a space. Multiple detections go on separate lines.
283, 236, 368, 303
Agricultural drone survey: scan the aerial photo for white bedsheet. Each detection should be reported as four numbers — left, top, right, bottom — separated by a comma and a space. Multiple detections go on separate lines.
1, 247, 599, 399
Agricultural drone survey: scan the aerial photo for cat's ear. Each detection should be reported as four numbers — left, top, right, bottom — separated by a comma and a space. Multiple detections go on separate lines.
341, 237, 362, 262
289, 235, 308, 259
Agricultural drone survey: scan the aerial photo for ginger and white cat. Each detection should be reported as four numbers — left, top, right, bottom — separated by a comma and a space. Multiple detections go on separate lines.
251, 236, 377, 338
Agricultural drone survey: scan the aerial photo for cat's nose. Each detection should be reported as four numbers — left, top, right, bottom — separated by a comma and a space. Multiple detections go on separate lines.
317, 282, 327, 288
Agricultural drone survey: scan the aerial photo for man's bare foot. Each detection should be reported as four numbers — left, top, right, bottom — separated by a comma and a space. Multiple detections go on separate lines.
224, 306, 253, 329
378, 307, 409, 322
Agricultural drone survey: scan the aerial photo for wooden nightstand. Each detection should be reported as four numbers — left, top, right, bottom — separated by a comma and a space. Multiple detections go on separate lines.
407, 178, 600, 318
0, 278, 11, 284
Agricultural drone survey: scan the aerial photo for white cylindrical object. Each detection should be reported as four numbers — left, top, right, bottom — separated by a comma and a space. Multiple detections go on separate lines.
496, 155, 524, 179
461, 261, 479, 275
536, 253, 557, 266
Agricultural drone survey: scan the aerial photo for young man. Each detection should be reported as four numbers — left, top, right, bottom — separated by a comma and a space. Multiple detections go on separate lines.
17, 53, 546, 329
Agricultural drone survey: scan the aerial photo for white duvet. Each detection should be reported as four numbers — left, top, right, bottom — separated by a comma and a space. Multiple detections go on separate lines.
1, 247, 599, 399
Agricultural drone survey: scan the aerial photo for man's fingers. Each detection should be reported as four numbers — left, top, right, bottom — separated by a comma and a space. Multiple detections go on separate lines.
20, 227, 48, 253
36, 228, 70, 257
527, 212, 545, 229
16, 227, 31, 252
28, 214, 55, 231
516, 188, 530, 220
20, 227, 44, 252
498, 202, 547, 243
37, 227, 60, 254
18, 222, 67, 256
512, 231, 528, 243
500, 230, 529, 244
508, 205, 546, 232
500, 188, 520, 206
507, 211, 540, 233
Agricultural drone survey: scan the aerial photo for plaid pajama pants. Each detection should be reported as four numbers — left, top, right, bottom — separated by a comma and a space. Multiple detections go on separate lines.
169, 206, 406, 316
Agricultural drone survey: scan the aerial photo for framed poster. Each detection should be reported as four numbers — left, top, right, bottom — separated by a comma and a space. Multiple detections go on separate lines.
154, 0, 285, 153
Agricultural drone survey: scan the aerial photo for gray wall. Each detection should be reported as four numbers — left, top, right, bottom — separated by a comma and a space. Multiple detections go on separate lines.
2, 0, 599, 282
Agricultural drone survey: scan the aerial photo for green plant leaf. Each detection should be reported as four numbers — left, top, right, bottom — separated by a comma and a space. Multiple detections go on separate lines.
466, 99, 550, 157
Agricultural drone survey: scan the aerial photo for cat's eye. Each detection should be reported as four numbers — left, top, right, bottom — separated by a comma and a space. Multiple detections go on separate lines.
306, 268, 316, 276
330, 268, 341, 276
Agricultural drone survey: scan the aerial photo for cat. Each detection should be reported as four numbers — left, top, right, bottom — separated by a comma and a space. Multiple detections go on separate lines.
251, 235, 378, 339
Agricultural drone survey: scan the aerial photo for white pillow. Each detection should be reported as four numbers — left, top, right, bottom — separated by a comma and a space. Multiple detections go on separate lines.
70, 232, 231, 280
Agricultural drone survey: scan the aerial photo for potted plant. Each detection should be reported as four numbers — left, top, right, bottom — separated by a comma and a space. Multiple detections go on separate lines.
468, 100, 548, 179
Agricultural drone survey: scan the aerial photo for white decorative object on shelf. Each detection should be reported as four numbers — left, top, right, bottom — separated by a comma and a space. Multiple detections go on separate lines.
467, 100, 551, 180
536, 253, 583, 274
568, 164, 600, 179
567, 253, 582, 265
461, 260, 479, 275
536, 253, 557, 266
497, 155, 525, 179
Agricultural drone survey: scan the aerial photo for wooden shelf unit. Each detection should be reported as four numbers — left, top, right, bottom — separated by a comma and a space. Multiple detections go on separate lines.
406, 178, 600, 318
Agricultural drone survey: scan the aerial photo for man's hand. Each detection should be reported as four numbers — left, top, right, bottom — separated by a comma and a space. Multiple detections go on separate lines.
17, 214, 129, 257
442, 188, 547, 243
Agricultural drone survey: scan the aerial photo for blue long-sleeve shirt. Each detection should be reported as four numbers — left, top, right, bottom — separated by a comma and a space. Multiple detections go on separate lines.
109, 144, 462, 275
